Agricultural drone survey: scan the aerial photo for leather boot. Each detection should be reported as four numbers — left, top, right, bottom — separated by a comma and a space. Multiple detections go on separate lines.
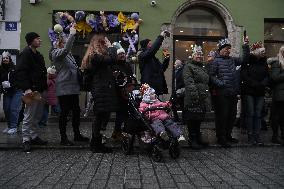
189, 134, 203, 150
90, 135, 112, 153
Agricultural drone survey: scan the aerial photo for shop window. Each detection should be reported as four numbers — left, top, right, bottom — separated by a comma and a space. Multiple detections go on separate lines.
174, 6, 227, 62
264, 19, 284, 57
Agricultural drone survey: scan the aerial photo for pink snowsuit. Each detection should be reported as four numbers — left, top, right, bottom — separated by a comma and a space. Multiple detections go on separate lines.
139, 100, 181, 138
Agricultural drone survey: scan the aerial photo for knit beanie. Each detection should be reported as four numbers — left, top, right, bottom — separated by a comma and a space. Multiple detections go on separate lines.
25, 32, 40, 45
140, 39, 151, 49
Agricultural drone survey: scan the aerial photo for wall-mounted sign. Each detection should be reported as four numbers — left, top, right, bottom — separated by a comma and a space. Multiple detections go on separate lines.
5, 22, 17, 31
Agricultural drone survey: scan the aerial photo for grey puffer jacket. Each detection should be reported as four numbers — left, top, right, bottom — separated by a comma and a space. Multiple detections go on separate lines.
183, 60, 210, 120
209, 45, 249, 96
50, 34, 80, 97
270, 59, 284, 101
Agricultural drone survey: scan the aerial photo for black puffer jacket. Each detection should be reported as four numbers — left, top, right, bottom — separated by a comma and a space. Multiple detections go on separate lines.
138, 35, 169, 95
0, 63, 17, 94
15, 46, 47, 92
241, 55, 269, 96
209, 45, 249, 96
90, 49, 118, 113
270, 60, 284, 101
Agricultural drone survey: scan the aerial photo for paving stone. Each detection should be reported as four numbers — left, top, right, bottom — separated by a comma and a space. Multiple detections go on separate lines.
125, 180, 141, 189
158, 178, 177, 188
172, 175, 190, 183
71, 185, 89, 189
142, 183, 160, 189
240, 179, 267, 188
88, 180, 107, 189
105, 183, 124, 189
177, 182, 196, 189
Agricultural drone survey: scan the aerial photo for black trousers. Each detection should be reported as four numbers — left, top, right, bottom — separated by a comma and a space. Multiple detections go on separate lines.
214, 95, 237, 141
270, 100, 284, 138
58, 95, 81, 140
91, 112, 111, 139
187, 119, 202, 137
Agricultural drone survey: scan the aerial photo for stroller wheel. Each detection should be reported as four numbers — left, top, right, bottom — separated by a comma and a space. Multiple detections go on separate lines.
169, 140, 180, 159
151, 146, 162, 162
121, 133, 133, 155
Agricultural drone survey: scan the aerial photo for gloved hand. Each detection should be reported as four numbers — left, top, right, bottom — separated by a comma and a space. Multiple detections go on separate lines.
243, 36, 249, 45
70, 26, 76, 35
160, 30, 170, 38
160, 31, 167, 37
24, 89, 32, 95
2, 81, 11, 89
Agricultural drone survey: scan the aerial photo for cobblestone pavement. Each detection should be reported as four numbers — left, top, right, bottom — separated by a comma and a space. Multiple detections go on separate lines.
0, 147, 283, 189
0, 120, 279, 148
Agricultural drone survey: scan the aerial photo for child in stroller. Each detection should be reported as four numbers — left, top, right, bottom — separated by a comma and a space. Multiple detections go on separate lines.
121, 84, 182, 162
139, 84, 182, 141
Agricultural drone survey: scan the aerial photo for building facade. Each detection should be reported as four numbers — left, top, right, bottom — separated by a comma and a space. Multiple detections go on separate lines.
19, 0, 284, 98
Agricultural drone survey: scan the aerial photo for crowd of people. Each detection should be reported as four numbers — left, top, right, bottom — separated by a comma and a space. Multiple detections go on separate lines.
174, 36, 284, 149
0, 26, 284, 153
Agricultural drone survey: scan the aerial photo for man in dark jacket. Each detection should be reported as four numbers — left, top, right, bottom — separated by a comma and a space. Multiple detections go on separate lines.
15, 32, 48, 152
209, 38, 249, 147
241, 41, 269, 145
138, 31, 169, 95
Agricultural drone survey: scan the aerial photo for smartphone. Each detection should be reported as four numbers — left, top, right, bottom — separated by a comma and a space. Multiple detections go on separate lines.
243, 30, 247, 40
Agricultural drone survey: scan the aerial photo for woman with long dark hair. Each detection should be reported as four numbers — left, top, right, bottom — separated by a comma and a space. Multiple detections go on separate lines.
82, 34, 118, 153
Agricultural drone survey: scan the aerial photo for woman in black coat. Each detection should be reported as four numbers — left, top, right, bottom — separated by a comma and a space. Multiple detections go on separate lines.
82, 34, 118, 153
241, 42, 269, 145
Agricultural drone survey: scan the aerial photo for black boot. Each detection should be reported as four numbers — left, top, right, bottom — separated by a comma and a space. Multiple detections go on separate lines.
60, 138, 74, 146
271, 135, 282, 144
189, 134, 203, 150
90, 135, 112, 153
197, 133, 209, 147
74, 134, 90, 142
196, 124, 209, 147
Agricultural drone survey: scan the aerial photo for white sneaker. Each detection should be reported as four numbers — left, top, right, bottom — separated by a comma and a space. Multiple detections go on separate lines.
160, 132, 169, 141
2, 128, 9, 134
178, 135, 186, 142
7, 128, 17, 135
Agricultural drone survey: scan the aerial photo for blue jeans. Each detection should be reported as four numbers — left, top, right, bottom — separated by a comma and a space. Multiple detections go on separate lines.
245, 95, 264, 141
3, 90, 23, 129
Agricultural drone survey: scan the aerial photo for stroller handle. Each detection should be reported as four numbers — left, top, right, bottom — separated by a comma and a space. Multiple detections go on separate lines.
144, 106, 171, 112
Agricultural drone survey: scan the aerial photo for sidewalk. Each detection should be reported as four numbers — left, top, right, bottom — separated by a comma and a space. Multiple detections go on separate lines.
0, 118, 280, 149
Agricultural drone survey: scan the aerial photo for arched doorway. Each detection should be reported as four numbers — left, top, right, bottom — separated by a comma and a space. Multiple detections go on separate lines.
161, 0, 243, 95
173, 6, 227, 61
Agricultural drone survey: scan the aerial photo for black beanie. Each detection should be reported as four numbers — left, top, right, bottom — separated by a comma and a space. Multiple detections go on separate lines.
140, 39, 151, 49
25, 32, 40, 45
218, 44, 231, 51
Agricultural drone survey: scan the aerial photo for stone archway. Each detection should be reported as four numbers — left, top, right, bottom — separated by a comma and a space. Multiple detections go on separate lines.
162, 0, 243, 95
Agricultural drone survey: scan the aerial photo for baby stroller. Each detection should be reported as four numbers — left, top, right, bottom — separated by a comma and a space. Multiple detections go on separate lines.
121, 88, 180, 162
